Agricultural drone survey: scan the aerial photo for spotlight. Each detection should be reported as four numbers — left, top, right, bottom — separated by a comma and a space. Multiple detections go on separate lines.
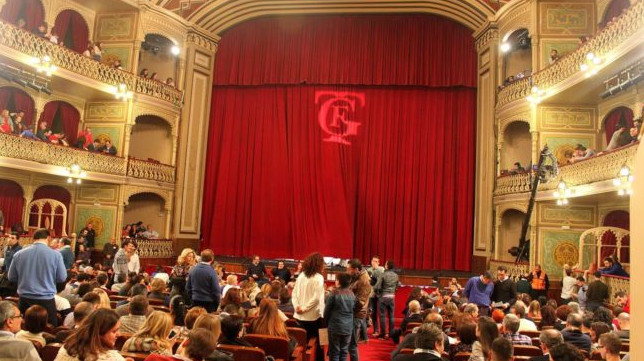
500, 42, 511, 52
171, 45, 180, 56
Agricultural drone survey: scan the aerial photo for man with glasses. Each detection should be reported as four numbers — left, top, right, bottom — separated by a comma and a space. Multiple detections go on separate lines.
0, 300, 41, 360
598, 333, 622, 361
491, 266, 517, 313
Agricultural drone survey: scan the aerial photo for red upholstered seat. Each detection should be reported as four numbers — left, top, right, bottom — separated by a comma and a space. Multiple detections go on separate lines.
244, 333, 303, 361
41, 343, 62, 361
513, 345, 543, 357
453, 352, 472, 361
217, 344, 266, 361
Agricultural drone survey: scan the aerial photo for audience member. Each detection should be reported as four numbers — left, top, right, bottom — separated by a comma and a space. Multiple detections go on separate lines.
549, 49, 560, 64
548, 342, 585, 361
1, 232, 21, 273
346, 258, 370, 347
15, 304, 49, 347
56, 308, 127, 361
614, 291, 630, 313
586, 271, 609, 311
490, 337, 513, 361
511, 301, 537, 332
491, 266, 517, 312
598, 332, 622, 361
600, 256, 629, 277
119, 295, 149, 334
0, 301, 41, 361
374, 260, 399, 338
561, 313, 591, 354
392, 323, 445, 361
292, 252, 326, 361
539, 305, 556, 329
248, 299, 297, 354
615, 312, 630, 341
501, 313, 532, 346
463, 271, 493, 317
247, 255, 268, 285
530, 329, 563, 361
113, 240, 137, 281
187, 249, 221, 312
469, 316, 498, 361
219, 315, 252, 347
324, 272, 356, 361
159, 328, 217, 361
449, 323, 476, 359
272, 260, 292, 284
179, 314, 232, 361
122, 310, 173, 355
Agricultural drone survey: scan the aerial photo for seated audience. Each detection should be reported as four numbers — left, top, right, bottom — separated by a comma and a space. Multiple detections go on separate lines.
170, 295, 188, 327
222, 275, 238, 298
219, 315, 253, 347
272, 260, 292, 284
511, 301, 537, 332
527, 300, 541, 319
548, 342, 585, 361
501, 314, 532, 346
278, 287, 295, 314
490, 337, 513, 361
146, 328, 217, 361
177, 314, 233, 361
615, 312, 630, 341
561, 313, 591, 354
449, 323, 476, 359
391, 312, 449, 359
400, 300, 424, 333
149, 278, 168, 302
554, 305, 571, 330
56, 308, 128, 361
614, 291, 630, 313
98, 140, 117, 155
598, 332, 623, 361
122, 310, 174, 355
469, 316, 499, 361
570, 144, 596, 163
529, 329, 564, 361
247, 299, 297, 353
15, 305, 49, 347
0, 301, 42, 361
392, 323, 445, 361
119, 295, 149, 334
55, 301, 95, 343
589, 322, 611, 352
539, 305, 557, 330
606, 126, 631, 151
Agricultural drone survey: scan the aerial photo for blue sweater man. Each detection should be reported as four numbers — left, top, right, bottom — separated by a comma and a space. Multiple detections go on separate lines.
186, 249, 221, 312
463, 272, 494, 315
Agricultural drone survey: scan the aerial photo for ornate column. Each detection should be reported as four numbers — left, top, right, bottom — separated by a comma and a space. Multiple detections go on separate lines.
172, 30, 219, 242
472, 25, 500, 263
494, 206, 502, 260
531, 130, 540, 165
164, 207, 172, 239
497, 141, 504, 176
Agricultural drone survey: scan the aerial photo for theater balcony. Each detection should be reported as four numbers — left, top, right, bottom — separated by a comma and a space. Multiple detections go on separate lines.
0, 132, 176, 185
0, 20, 183, 107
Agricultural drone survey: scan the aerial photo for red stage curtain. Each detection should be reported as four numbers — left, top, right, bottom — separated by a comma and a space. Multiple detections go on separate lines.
214, 15, 477, 87
53, 10, 88, 53
0, 86, 35, 125
600, 0, 630, 29
33, 185, 70, 236
0, 0, 43, 31
202, 85, 476, 270
603, 107, 634, 144
602, 210, 630, 263
40, 101, 79, 143
0, 179, 24, 230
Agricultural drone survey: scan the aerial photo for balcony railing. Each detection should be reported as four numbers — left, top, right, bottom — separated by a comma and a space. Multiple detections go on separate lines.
489, 259, 530, 281
496, 0, 644, 108
602, 274, 630, 305
0, 132, 175, 183
0, 21, 183, 106
495, 142, 639, 196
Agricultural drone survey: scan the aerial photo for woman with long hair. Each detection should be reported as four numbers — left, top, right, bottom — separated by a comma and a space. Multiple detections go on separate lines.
292, 252, 325, 361
528, 300, 541, 319
54, 309, 126, 361
122, 311, 173, 355
248, 299, 297, 353
170, 248, 197, 299
468, 316, 499, 361
92, 288, 112, 309
177, 314, 233, 361
539, 305, 557, 329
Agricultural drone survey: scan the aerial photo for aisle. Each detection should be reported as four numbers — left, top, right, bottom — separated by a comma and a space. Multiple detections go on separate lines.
358, 335, 397, 361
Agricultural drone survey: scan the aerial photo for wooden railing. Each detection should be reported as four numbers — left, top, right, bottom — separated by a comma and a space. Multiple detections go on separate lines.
495, 143, 638, 196
496, 0, 644, 108
0, 132, 175, 183
488, 259, 530, 281
602, 274, 630, 305
0, 21, 183, 106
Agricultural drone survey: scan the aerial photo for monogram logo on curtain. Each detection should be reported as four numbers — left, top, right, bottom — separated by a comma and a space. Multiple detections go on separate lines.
315, 91, 365, 145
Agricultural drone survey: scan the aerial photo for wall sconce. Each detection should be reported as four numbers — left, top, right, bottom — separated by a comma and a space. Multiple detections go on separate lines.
580, 52, 603, 77
31, 55, 57, 76
527, 86, 547, 104
613, 165, 633, 196
554, 180, 571, 205
112, 83, 133, 101
500, 42, 511, 53
64, 164, 87, 184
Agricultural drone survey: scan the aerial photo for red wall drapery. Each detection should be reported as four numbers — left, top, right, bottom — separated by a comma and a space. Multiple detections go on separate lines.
39, 101, 80, 143
0, 180, 24, 230
603, 106, 634, 144
53, 9, 89, 53
601, 210, 630, 263
0, 0, 44, 32
202, 15, 477, 271
32, 185, 71, 236
0, 86, 35, 126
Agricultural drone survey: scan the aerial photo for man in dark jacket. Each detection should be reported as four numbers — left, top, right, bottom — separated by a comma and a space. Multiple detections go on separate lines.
392, 323, 446, 361
186, 249, 221, 312
392, 312, 450, 359
1, 233, 21, 272
246, 255, 267, 286
586, 271, 609, 311
59, 238, 74, 270
491, 265, 517, 312
346, 259, 371, 361
561, 313, 591, 354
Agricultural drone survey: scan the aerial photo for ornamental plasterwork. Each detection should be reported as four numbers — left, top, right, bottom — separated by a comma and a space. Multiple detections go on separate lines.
598, 206, 629, 225
498, 202, 529, 217
122, 186, 172, 210
139, 6, 189, 44
499, 115, 531, 139
498, 2, 532, 40
186, 32, 219, 53
49, 1, 96, 40
596, 0, 613, 24
475, 27, 499, 52
133, 111, 179, 136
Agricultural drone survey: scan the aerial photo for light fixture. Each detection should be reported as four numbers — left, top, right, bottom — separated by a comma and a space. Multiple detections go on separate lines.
553, 180, 572, 205
500, 42, 511, 53
112, 83, 133, 101
580, 52, 603, 77
31, 55, 57, 76
170, 45, 180, 56
613, 165, 634, 196
527, 86, 547, 104
64, 164, 87, 184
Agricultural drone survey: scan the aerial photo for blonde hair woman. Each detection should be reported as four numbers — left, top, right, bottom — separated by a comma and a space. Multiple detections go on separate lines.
122, 311, 173, 355
528, 300, 541, 319
93, 288, 111, 309
248, 299, 296, 353
171, 248, 197, 298
177, 314, 233, 360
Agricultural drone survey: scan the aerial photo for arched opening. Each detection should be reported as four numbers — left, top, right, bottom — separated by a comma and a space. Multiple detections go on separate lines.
0, 86, 36, 127
39, 101, 80, 145
499, 209, 526, 262
33, 185, 71, 236
28, 198, 67, 237
129, 115, 173, 164
602, 106, 634, 150
124, 193, 166, 239
0, 179, 24, 232
600, 0, 630, 29
502, 121, 531, 172
602, 210, 630, 263
0, 0, 44, 32
53, 9, 89, 53
501, 28, 532, 84
138, 34, 179, 84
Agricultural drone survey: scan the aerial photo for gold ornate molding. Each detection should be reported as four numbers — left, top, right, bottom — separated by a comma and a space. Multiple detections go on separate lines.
127, 158, 176, 183
122, 185, 173, 209
186, 31, 219, 52
0, 21, 183, 107
475, 27, 499, 53
489, 259, 530, 281
135, 238, 175, 258
497, 0, 644, 108
602, 275, 630, 304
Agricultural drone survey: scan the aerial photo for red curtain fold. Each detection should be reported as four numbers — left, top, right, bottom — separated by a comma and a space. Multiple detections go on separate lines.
603, 106, 634, 144
0, 179, 24, 230
0, 0, 42, 30
600, 0, 630, 29
0, 86, 35, 126
33, 185, 71, 236
0, 0, 21, 26
202, 85, 476, 270
602, 210, 630, 263
54, 10, 88, 53
40, 101, 79, 143
214, 14, 477, 87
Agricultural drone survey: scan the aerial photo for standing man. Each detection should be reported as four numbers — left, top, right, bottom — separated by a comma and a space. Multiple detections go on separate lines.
247, 255, 268, 286
113, 239, 137, 281
585, 271, 608, 311
463, 271, 494, 316
366, 255, 384, 335
570, 276, 587, 310
560, 268, 576, 304
491, 266, 517, 312
59, 238, 74, 270
1, 232, 21, 272
103, 237, 119, 268
374, 260, 399, 339
8, 228, 67, 326
186, 249, 221, 312
526, 264, 549, 300
346, 259, 371, 361
78, 222, 96, 250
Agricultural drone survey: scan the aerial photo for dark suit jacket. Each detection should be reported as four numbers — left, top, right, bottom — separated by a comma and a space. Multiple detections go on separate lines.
393, 352, 447, 361
529, 355, 549, 361
562, 329, 592, 353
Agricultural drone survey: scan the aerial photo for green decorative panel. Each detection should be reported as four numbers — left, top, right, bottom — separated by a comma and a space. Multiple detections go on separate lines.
540, 133, 596, 166
102, 44, 133, 72
540, 229, 583, 278
96, 14, 137, 40
74, 205, 116, 248
540, 2, 595, 35
86, 103, 127, 121
541, 41, 583, 69
86, 125, 123, 153
539, 204, 596, 227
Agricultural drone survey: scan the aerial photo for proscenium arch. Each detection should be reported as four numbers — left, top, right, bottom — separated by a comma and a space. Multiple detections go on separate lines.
188, 0, 494, 34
